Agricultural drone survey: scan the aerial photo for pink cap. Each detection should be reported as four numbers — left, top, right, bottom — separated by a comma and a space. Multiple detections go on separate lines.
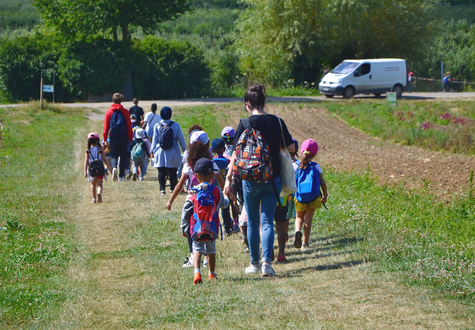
88, 132, 100, 139
301, 139, 318, 156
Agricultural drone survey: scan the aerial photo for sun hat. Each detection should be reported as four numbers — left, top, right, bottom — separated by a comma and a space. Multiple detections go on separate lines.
160, 106, 172, 120
301, 139, 318, 156
211, 138, 225, 149
135, 128, 146, 139
221, 126, 235, 138
88, 132, 100, 139
190, 130, 209, 144
194, 158, 214, 174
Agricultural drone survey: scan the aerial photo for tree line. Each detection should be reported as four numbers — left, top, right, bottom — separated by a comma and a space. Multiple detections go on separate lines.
0, 0, 474, 102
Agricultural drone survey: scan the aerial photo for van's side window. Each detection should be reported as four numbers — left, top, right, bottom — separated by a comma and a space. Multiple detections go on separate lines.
361, 63, 371, 75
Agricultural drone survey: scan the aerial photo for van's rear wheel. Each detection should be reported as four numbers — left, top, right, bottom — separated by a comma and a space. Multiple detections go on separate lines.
343, 86, 355, 99
392, 84, 404, 98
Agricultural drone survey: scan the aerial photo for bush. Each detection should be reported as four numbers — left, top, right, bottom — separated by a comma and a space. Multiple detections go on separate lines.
0, 32, 70, 102
134, 36, 210, 99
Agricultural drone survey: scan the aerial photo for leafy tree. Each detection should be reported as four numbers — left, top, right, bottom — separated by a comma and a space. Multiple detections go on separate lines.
236, 0, 435, 85
33, 0, 189, 42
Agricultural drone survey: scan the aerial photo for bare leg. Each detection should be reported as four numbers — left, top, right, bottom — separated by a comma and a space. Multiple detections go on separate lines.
276, 221, 286, 257
193, 252, 202, 270
208, 253, 216, 274
90, 179, 97, 203
302, 208, 316, 246
96, 178, 103, 203
285, 219, 290, 241
295, 211, 305, 233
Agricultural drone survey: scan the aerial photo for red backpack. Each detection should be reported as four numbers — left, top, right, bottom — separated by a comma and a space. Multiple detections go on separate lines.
189, 183, 220, 241
232, 118, 273, 182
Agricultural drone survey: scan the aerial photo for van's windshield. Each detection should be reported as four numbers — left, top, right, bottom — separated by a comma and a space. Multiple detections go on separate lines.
332, 62, 360, 74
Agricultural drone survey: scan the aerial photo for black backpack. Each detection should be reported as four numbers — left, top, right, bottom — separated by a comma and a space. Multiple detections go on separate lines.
88, 149, 105, 177
158, 121, 175, 150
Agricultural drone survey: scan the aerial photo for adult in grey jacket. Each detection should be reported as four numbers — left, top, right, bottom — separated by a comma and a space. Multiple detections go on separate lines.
151, 106, 186, 195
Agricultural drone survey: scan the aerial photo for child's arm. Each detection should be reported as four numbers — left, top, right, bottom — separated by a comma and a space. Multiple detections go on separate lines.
84, 151, 89, 178
166, 172, 188, 210
100, 148, 112, 173
224, 151, 236, 194
320, 173, 328, 204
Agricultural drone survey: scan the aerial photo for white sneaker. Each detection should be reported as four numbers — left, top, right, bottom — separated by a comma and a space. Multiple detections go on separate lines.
118, 177, 126, 182
182, 255, 194, 268
126, 171, 133, 180
112, 168, 118, 182
203, 258, 209, 268
261, 263, 276, 277
140, 176, 144, 181
245, 264, 260, 274
160, 191, 166, 196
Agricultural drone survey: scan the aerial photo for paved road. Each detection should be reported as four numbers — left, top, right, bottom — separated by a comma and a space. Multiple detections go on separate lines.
2, 92, 475, 109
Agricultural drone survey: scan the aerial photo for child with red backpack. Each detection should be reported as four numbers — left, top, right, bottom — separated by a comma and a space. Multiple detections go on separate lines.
180, 158, 230, 284
293, 139, 328, 249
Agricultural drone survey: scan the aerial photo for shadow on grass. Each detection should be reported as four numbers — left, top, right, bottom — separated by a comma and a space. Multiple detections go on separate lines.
280, 260, 367, 277
285, 250, 359, 264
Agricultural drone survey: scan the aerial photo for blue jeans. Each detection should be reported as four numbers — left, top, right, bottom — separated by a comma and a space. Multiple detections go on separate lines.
243, 177, 281, 265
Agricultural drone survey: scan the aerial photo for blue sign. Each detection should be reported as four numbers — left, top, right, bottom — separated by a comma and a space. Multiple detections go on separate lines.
43, 85, 54, 93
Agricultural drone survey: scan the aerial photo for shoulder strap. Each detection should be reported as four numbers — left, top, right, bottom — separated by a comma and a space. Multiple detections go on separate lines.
169, 121, 174, 127
241, 118, 251, 129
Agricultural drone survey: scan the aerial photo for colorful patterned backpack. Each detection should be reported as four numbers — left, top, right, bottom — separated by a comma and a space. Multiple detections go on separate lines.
190, 183, 220, 241
232, 118, 273, 182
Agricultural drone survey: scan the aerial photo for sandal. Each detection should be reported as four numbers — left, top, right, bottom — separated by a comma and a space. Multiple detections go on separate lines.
91, 198, 96, 204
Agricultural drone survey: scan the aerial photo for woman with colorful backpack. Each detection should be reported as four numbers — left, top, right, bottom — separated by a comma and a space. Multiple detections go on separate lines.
151, 106, 186, 196
224, 83, 295, 277
293, 139, 328, 249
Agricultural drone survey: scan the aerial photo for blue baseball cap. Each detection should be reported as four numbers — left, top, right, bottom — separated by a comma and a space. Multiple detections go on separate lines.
194, 158, 214, 173
211, 138, 225, 149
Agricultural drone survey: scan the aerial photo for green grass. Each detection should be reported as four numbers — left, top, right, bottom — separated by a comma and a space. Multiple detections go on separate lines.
0, 102, 87, 326
318, 166, 475, 298
173, 105, 226, 142
212, 85, 321, 98
325, 100, 475, 155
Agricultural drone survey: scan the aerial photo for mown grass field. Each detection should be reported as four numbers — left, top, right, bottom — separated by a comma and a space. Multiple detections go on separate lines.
0, 101, 474, 328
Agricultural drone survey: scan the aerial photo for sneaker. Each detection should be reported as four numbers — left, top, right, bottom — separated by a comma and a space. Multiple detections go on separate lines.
112, 168, 118, 182
160, 191, 166, 196
208, 273, 217, 281
182, 256, 193, 268
132, 173, 137, 181
118, 177, 126, 182
294, 231, 303, 249
126, 170, 133, 180
140, 176, 144, 181
203, 258, 209, 268
277, 255, 286, 263
245, 264, 260, 274
261, 263, 276, 277
193, 273, 202, 285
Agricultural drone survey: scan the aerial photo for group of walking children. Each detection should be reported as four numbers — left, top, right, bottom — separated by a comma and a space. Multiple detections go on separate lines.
84, 86, 328, 283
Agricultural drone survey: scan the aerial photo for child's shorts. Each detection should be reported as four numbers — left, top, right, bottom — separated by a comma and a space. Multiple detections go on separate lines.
192, 240, 216, 254
274, 204, 289, 223
286, 198, 296, 219
294, 196, 322, 212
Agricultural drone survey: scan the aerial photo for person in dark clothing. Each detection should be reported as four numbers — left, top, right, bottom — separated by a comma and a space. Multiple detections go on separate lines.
129, 98, 144, 121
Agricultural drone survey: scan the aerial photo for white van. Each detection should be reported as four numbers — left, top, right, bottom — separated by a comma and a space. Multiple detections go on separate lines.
319, 58, 407, 99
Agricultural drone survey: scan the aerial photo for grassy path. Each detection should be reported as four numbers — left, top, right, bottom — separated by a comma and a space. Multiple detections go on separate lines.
40, 116, 473, 329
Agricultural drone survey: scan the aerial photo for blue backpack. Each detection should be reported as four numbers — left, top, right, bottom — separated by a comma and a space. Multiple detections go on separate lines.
295, 161, 321, 203
110, 110, 127, 136
212, 155, 228, 180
